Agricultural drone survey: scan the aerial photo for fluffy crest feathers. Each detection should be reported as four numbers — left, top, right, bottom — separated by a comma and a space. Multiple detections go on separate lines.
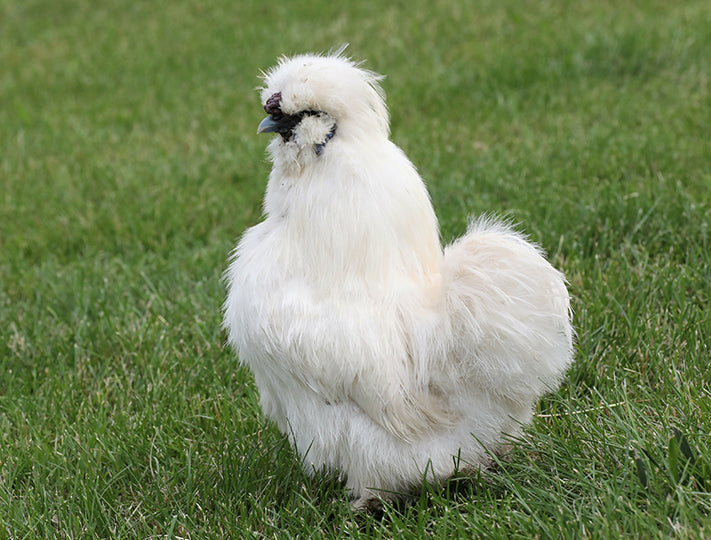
259, 50, 390, 137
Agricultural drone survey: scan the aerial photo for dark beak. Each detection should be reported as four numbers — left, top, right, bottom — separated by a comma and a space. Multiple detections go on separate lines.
257, 115, 282, 134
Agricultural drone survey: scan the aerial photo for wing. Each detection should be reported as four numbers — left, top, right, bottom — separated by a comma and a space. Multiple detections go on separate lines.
264, 290, 457, 444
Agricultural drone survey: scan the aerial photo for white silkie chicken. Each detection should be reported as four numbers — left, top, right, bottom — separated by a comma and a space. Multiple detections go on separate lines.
223, 51, 574, 509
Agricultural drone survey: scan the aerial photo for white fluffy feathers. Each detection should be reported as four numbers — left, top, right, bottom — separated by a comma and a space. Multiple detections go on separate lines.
223, 51, 574, 507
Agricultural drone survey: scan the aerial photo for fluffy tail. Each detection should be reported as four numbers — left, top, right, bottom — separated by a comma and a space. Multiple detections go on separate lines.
441, 217, 574, 405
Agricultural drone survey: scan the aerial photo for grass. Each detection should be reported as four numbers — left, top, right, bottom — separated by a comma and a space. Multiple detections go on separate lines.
1, 0, 710, 537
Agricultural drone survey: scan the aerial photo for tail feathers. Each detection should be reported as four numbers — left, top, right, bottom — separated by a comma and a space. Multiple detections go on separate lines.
442, 218, 574, 404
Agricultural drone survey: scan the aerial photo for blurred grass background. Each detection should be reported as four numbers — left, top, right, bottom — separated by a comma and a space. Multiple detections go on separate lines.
1, 0, 710, 537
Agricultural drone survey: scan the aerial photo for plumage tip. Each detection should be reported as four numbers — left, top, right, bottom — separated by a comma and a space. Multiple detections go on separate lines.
329, 43, 350, 58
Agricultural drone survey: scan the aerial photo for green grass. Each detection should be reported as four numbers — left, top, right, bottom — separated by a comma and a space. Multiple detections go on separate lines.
1, 0, 710, 537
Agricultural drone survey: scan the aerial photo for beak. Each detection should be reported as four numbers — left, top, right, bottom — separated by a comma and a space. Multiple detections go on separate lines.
257, 115, 281, 134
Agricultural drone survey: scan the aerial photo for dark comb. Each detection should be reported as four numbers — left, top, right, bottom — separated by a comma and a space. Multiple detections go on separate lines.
264, 92, 282, 115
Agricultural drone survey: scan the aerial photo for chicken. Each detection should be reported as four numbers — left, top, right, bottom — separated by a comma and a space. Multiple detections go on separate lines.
223, 51, 574, 508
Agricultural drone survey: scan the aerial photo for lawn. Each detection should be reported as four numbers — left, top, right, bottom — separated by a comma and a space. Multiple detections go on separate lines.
1, 0, 710, 537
